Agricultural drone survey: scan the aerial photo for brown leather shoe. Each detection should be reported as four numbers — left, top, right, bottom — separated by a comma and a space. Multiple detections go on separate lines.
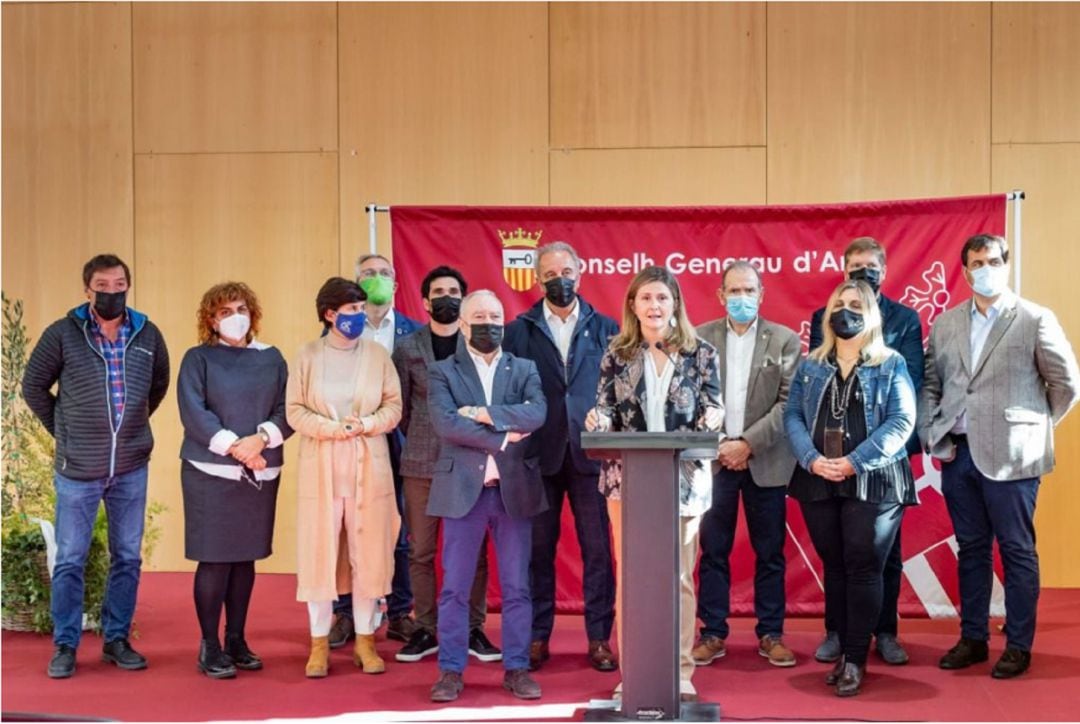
758, 635, 796, 667
430, 670, 464, 702
528, 640, 550, 672
588, 640, 618, 672
503, 668, 542, 699
691, 636, 727, 666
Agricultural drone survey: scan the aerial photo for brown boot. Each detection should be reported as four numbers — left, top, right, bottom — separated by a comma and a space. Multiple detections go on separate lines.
354, 633, 386, 674
305, 636, 330, 678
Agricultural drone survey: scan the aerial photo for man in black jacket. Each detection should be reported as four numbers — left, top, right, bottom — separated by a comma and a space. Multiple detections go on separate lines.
503, 242, 620, 673
807, 237, 923, 666
23, 254, 170, 679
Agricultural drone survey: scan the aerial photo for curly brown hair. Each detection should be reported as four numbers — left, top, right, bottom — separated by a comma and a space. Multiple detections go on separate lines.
197, 281, 262, 344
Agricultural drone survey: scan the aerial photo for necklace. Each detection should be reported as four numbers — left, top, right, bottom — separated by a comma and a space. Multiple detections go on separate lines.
828, 369, 858, 420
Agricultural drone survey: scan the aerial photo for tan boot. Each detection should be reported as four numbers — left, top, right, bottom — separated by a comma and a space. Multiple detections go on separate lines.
305, 636, 330, 678
354, 633, 386, 674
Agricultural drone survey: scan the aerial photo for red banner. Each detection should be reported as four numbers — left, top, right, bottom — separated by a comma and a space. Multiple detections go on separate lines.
391, 195, 1007, 617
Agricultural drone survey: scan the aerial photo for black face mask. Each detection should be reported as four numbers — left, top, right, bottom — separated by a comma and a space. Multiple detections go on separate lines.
469, 324, 504, 354
93, 290, 127, 321
829, 308, 865, 340
429, 295, 462, 324
543, 277, 577, 308
848, 267, 882, 294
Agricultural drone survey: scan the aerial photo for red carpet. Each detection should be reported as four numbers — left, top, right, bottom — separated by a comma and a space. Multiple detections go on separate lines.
3, 573, 1079, 721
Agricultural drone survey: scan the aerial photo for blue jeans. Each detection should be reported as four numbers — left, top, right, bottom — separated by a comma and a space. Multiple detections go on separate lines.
530, 451, 615, 643
438, 488, 532, 673
52, 466, 148, 648
697, 467, 787, 640
942, 439, 1040, 651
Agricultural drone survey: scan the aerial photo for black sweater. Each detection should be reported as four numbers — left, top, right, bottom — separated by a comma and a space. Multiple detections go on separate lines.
22, 304, 170, 481
176, 343, 292, 466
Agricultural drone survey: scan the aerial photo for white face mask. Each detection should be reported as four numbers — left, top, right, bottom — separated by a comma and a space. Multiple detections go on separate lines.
970, 265, 1009, 298
217, 312, 251, 342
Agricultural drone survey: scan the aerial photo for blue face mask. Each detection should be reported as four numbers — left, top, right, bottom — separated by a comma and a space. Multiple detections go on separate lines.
725, 294, 759, 324
334, 310, 366, 340
970, 265, 1008, 298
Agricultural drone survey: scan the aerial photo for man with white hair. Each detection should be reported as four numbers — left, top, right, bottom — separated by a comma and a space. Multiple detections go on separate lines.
426, 291, 548, 702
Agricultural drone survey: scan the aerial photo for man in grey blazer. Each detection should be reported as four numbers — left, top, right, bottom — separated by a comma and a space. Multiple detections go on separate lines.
693, 261, 802, 668
427, 290, 548, 703
920, 234, 1080, 679
392, 266, 500, 664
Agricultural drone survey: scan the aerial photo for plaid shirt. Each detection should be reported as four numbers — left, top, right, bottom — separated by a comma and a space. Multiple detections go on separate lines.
89, 313, 133, 431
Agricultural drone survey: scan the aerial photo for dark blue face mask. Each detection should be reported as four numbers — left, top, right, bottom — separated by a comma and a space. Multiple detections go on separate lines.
334, 310, 366, 340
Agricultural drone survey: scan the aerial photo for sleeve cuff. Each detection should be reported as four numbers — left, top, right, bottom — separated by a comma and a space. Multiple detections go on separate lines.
258, 422, 284, 449
500, 433, 510, 451
209, 429, 239, 456
360, 415, 376, 434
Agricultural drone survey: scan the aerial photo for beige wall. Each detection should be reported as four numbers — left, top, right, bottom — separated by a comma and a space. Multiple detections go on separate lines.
4, 2, 1080, 585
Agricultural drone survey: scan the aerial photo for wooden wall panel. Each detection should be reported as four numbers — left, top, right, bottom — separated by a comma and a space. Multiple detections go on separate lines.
993, 3, 1080, 144
550, 148, 766, 205
134, 152, 339, 572
767, 3, 991, 204
1, 2, 133, 339
133, 2, 337, 154
550, 2, 765, 149
338, 2, 548, 266
993, 144, 1080, 586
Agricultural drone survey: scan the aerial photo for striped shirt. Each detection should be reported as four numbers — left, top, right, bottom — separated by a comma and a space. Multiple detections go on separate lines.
89, 313, 132, 431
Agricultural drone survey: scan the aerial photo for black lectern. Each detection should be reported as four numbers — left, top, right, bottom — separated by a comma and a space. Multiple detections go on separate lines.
581, 431, 721, 722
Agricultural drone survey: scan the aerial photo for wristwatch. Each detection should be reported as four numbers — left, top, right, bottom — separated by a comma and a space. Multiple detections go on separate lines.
464, 406, 479, 420
257, 428, 271, 445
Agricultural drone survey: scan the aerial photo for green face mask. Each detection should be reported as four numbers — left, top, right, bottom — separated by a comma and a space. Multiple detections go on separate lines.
360, 275, 394, 305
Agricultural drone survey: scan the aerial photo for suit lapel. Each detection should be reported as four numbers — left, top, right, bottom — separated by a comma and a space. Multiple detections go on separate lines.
714, 322, 729, 389
453, 347, 488, 405
972, 300, 1019, 379
491, 354, 512, 405
418, 326, 436, 368
959, 300, 974, 375
745, 324, 771, 401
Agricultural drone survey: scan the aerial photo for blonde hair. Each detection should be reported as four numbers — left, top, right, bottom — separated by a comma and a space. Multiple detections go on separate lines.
197, 281, 262, 345
810, 280, 890, 366
609, 266, 698, 362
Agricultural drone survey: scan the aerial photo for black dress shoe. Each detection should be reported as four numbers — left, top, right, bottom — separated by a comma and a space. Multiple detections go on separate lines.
102, 638, 148, 670
48, 645, 77, 679
224, 633, 263, 671
991, 648, 1031, 679
939, 637, 989, 669
825, 656, 846, 686
397, 629, 439, 663
835, 662, 864, 697
468, 629, 503, 662
198, 640, 237, 679
328, 614, 355, 649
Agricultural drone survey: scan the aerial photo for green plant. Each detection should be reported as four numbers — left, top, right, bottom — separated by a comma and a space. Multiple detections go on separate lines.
1, 294, 164, 635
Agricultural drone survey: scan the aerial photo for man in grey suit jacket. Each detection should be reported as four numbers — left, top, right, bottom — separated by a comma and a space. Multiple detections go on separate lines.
693, 262, 802, 668
920, 234, 1080, 679
392, 266, 500, 664
427, 290, 548, 703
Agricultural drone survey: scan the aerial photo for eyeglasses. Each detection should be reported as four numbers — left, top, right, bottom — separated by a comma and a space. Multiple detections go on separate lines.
357, 268, 395, 280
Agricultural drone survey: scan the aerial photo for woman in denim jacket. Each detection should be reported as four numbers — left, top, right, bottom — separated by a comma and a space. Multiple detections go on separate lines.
784, 280, 917, 697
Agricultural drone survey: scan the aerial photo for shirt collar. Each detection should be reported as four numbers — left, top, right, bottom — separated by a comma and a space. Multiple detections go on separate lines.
89, 310, 130, 335
544, 298, 579, 324
366, 307, 395, 330
971, 294, 1009, 320
468, 347, 503, 369
726, 317, 758, 338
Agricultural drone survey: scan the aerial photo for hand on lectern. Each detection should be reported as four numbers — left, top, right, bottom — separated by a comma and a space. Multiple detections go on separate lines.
585, 407, 612, 432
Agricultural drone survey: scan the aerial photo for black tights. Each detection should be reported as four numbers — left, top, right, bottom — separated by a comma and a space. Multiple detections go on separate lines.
193, 561, 256, 645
